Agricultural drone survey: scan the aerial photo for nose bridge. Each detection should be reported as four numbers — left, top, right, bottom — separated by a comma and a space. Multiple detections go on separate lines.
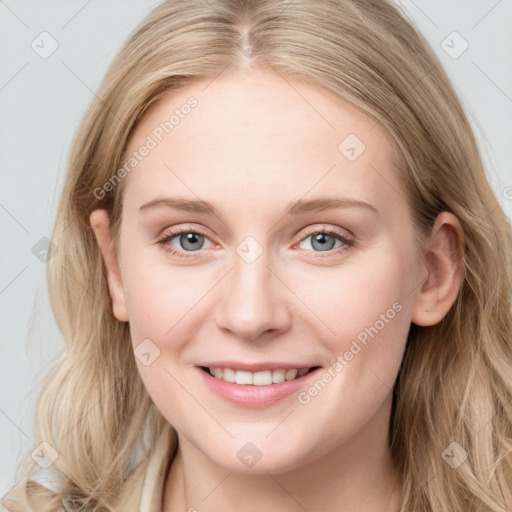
232, 244, 271, 301
215, 237, 290, 340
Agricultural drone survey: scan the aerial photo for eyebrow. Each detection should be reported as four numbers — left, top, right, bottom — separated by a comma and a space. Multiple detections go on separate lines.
138, 196, 379, 216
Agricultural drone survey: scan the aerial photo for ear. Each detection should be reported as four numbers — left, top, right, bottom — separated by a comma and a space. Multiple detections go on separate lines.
411, 212, 465, 327
89, 209, 129, 322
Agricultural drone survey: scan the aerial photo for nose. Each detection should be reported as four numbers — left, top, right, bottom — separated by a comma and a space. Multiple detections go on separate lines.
215, 247, 292, 342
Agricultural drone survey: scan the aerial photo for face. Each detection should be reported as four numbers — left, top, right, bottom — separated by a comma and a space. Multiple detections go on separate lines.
96, 68, 428, 474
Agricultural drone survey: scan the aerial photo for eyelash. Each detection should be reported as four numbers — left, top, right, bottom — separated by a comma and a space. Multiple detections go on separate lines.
156, 224, 355, 259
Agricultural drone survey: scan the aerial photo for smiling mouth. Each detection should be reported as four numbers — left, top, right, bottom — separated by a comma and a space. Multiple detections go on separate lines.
199, 366, 321, 386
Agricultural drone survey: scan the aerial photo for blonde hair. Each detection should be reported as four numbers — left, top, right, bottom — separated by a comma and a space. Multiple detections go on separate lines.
5, 0, 512, 510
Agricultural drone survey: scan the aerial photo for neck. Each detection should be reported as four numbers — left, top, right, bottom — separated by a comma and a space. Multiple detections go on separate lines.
163, 394, 402, 511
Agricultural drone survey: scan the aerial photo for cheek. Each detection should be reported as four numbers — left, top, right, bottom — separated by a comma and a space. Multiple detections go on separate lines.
298, 247, 411, 344
121, 259, 209, 426
292, 248, 412, 406
120, 257, 224, 423
122, 256, 212, 346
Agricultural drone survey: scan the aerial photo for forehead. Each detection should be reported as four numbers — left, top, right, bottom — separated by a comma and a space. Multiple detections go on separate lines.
122, 69, 406, 216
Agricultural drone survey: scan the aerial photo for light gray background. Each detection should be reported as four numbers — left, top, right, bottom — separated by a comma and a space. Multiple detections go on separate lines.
1, 0, 511, 499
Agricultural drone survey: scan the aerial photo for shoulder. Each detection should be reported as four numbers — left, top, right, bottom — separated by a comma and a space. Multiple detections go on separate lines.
3, 461, 148, 512
3, 423, 177, 512
116, 421, 177, 511
2, 473, 63, 512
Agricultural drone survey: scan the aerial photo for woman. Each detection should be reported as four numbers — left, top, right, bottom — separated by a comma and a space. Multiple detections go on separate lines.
4, 0, 512, 510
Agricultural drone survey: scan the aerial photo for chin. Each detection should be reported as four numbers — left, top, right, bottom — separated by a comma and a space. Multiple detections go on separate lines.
204, 437, 314, 476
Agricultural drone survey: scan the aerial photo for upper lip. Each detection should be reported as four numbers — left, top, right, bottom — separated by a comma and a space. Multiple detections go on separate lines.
198, 361, 320, 372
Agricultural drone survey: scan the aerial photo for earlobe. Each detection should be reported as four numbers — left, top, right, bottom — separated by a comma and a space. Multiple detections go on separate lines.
89, 209, 129, 322
411, 212, 465, 327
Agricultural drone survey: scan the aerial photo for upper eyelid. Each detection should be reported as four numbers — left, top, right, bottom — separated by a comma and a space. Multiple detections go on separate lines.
159, 225, 216, 245
299, 224, 353, 239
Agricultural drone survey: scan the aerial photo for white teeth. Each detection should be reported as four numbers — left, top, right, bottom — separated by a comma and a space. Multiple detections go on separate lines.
206, 367, 312, 385
272, 369, 286, 383
253, 370, 272, 385
285, 369, 298, 380
223, 368, 236, 383
235, 370, 253, 385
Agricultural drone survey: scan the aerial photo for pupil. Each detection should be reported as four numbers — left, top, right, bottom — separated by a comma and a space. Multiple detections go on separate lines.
182, 232, 202, 251
312, 233, 335, 251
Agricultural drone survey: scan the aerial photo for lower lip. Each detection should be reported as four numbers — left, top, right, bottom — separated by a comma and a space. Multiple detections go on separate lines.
197, 367, 321, 408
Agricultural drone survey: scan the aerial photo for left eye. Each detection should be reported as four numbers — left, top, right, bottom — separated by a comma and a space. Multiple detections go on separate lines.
158, 230, 213, 253
298, 229, 353, 252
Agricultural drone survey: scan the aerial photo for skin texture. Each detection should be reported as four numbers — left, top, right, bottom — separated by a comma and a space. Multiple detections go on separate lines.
90, 68, 464, 511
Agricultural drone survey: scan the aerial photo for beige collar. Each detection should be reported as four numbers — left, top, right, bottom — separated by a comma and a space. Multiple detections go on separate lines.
3, 422, 178, 512
139, 421, 176, 512
114, 420, 177, 512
